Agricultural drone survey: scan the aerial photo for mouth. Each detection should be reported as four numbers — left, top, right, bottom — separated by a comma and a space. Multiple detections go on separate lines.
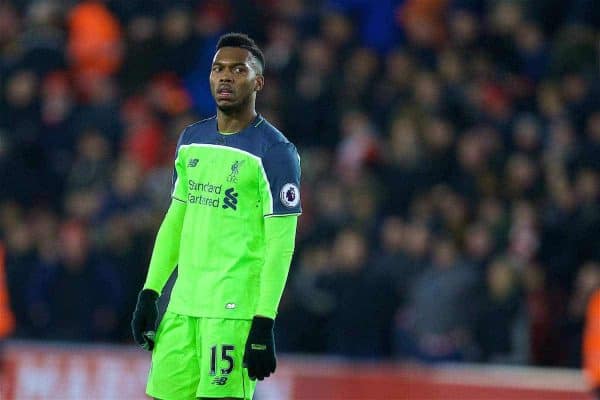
216, 86, 234, 100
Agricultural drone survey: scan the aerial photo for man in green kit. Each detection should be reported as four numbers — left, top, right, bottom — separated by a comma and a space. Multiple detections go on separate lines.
131, 33, 301, 400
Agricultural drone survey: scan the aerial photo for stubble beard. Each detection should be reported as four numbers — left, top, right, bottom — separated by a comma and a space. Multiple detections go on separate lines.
216, 93, 253, 115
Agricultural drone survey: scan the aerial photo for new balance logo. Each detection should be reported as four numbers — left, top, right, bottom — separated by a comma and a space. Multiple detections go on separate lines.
187, 158, 199, 167
212, 376, 228, 385
222, 187, 238, 210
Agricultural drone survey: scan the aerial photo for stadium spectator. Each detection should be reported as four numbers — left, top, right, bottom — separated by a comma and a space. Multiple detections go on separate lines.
568, 262, 600, 363
26, 220, 123, 341
584, 270, 600, 399
67, 1, 123, 77
277, 243, 333, 354
395, 237, 479, 362
3, 213, 38, 337
474, 257, 528, 363
319, 228, 387, 358
0, 243, 15, 339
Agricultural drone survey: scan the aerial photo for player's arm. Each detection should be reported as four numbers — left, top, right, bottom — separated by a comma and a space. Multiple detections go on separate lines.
244, 215, 296, 380
132, 129, 189, 351
131, 199, 185, 350
142, 198, 186, 294
254, 215, 298, 318
244, 141, 301, 380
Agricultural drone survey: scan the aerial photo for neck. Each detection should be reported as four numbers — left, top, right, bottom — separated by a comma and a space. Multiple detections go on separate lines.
217, 105, 257, 134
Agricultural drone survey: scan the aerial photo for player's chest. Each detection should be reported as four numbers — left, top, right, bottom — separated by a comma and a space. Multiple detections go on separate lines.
182, 145, 259, 192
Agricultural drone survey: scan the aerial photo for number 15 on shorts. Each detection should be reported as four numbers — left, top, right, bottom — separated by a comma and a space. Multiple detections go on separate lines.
210, 344, 235, 376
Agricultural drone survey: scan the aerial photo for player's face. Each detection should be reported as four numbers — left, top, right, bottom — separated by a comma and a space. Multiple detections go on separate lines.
210, 47, 263, 113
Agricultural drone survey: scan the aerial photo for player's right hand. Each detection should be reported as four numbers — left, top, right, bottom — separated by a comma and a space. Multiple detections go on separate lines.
131, 289, 159, 351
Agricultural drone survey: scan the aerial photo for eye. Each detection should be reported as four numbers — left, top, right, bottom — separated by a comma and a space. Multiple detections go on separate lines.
211, 65, 221, 72
233, 66, 245, 74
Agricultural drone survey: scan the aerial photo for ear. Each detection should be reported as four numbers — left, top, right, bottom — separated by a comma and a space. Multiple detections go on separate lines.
255, 75, 264, 92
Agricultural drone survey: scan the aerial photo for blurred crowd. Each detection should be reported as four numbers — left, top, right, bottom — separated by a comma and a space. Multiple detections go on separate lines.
1, 0, 599, 368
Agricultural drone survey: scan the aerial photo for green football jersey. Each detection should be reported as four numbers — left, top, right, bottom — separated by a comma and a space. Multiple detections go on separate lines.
168, 115, 301, 319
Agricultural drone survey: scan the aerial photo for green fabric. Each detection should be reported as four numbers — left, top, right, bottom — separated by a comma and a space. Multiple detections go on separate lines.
167, 144, 298, 319
143, 199, 186, 294
146, 311, 256, 400
255, 215, 297, 318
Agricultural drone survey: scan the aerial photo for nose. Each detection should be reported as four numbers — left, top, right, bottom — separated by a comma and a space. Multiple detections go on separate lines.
219, 70, 233, 82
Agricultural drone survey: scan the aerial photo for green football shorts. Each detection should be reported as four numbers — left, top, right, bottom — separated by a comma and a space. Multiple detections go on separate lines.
146, 311, 257, 400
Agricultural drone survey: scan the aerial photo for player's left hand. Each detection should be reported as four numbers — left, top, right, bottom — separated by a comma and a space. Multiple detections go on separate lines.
243, 316, 276, 380
131, 289, 159, 351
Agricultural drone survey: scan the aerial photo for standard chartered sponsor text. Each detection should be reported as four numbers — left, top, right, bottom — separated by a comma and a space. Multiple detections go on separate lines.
188, 179, 222, 206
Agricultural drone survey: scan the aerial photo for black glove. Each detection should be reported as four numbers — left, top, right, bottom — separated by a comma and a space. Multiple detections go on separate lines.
243, 316, 276, 380
131, 289, 159, 351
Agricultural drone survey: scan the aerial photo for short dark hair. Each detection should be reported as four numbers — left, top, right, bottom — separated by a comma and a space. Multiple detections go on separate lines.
216, 32, 265, 74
